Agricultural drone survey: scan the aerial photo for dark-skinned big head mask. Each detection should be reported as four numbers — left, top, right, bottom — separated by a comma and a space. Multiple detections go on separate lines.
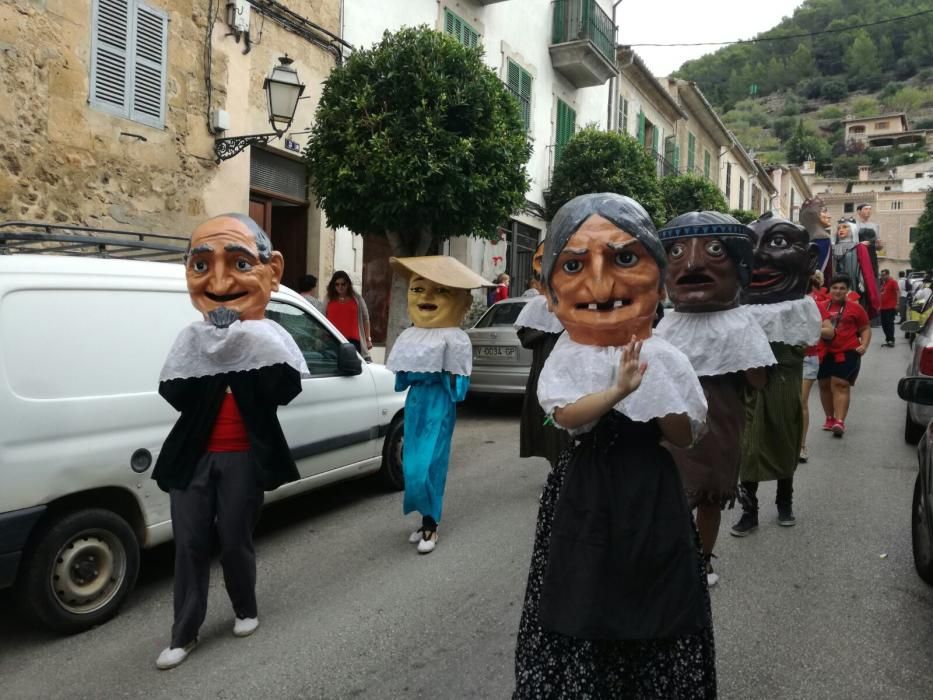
743, 213, 817, 305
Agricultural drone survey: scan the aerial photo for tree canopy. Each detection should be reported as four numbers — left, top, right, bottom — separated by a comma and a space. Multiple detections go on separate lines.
658, 174, 728, 224
544, 128, 664, 224
304, 26, 532, 256
910, 191, 933, 271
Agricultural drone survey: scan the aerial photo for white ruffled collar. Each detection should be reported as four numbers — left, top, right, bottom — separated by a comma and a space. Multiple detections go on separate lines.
513, 294, 564, 334
386, 326, 472, 376
160, 319, 310, 381
655, 306, 776, 376
745, 296, 823, 347
537, 334, 707, 437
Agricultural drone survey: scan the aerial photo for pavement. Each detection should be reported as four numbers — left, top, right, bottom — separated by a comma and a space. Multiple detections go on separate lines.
1, 339, 933, 699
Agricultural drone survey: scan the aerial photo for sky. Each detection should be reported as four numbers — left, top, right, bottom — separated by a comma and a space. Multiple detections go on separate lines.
617, 0, 807, 77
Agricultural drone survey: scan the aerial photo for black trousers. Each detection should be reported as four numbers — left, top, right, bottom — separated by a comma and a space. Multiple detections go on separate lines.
739, 477, 793, 513
881, 309, 896, 343
169, 451, 263, 647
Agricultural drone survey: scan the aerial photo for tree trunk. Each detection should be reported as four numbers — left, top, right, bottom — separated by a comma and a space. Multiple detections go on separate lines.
384, 228, 434, 358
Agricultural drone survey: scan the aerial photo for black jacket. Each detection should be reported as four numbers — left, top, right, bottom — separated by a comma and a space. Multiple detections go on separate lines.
152, 364, 302, 492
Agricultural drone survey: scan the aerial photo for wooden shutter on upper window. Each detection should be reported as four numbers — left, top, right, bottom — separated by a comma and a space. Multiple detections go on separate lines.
687, 133, 696, 171
130, 2, 168, 127
90, 0, 131, 115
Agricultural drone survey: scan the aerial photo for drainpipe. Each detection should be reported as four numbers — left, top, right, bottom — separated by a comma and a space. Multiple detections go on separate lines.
606, 0, 625, 130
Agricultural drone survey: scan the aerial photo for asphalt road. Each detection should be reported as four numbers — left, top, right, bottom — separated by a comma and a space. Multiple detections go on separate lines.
2, 340, 933, 699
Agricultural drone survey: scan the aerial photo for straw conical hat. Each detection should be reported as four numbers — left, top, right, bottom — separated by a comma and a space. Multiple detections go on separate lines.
390, 256, 494, 289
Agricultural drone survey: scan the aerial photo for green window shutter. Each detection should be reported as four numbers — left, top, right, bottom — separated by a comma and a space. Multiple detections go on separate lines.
673, 144, 681, 170
555, 99, 576, 163
652, 128, 659, 154
704, 151, 711, 179
507, 59, 532, 132
444, 8, 480, 48
687, 133, 696, 171
636, 110, 645, 145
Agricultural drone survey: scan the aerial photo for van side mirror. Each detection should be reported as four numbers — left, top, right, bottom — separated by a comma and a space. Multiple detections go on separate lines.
337, 342, 363, 376
898, 376, 933, 405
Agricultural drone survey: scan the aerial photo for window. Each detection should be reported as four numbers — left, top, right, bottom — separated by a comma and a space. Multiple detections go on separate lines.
687, 133, 696, 171
265, 300, 342, 376
892, 200, 903, 210
850, 125, 866, 135
725, 163, 732, 199
89, 0, 168, 128
911, 227, 920, 242
444, 9, 480, 48
738, 178, 745, 210
703, 151, 711, 179
475, 302, 526, 328
843, 202, 854, 213
618, 95, 629, 135
555, 98, 576, 163
506, 59, 532, 133
876, 121, 889, 130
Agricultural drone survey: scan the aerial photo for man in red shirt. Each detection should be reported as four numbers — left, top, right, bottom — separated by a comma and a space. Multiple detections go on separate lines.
818, 274, 872, 436
878, 268, 899, 347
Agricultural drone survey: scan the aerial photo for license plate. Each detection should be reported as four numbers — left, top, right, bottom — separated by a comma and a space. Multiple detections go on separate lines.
475, 345, 516, 359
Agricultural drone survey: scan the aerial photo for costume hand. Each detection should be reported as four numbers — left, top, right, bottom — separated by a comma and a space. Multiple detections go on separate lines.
615, 337, 647, 399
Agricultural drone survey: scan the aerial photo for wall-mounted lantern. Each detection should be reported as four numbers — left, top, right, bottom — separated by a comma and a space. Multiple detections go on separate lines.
213, 55, 306, 163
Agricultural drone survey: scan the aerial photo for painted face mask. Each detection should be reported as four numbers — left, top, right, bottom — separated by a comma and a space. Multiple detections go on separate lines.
659, 212, 753, 313
185, 216, 283, 325
744, 214, 816, 304
799, 197, 831, 241
550, 215, 660, 346
390, 255, 492, 329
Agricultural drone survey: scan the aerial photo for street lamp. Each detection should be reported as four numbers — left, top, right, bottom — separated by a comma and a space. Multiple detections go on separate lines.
213, 55, 306, 163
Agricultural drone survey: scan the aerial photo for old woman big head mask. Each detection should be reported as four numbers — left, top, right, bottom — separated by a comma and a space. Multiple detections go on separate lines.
744, 213, 817, 305
659, 211, 754, 313
390, 256, 490, 328
185, 213, 284, 326
542, 193, 665, 346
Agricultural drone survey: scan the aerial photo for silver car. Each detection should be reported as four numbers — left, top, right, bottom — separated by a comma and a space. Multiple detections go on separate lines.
904, 296, 933, 443
466, 298, 533, 395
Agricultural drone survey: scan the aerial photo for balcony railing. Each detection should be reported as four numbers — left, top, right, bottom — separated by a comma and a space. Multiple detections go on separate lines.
650, 150, 680, 178
552, 0, 616, 65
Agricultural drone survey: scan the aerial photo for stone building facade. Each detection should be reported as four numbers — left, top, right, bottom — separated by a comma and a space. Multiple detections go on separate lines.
0, 0, 342, 289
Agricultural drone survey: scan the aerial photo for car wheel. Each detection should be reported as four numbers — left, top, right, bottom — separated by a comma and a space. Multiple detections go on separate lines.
376, 415, 405, 492
912, 473, 933, 585
14, 509, 140, 634
905, 408, 926, 444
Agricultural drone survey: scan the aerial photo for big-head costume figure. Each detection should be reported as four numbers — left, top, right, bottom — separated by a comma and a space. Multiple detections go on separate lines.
385, 256, 490, 554
655, 211, 775, 586
153, 213, 309, 670
799, 196, 833, 282
832, 217, 880, 317
514, 194, 715, 698
734, 213, 822, 535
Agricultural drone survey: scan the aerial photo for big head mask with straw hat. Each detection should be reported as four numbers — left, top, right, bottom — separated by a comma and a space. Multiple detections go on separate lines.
390, 256, 493, 329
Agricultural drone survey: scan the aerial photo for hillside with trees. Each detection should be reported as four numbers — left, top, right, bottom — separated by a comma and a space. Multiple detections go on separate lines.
674, 0, 933, 176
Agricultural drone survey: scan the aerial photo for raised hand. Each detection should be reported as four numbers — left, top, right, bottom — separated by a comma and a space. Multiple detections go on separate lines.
615, 336, 648, 399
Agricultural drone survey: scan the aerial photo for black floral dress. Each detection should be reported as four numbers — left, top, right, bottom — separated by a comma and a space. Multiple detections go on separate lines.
513, 413, 716, 699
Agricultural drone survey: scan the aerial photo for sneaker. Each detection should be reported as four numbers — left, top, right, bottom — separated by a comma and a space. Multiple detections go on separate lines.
156, 639, 198, 670
233, 617, 259, 638
777, 506, 796, 527
408, 528, 424, 544
730, 512, 758, 537
798, 446, 809, 463
704, 555, 719, 587
832, 419, 845, 437
822, 416, 835, 431
416, 530, 438, 554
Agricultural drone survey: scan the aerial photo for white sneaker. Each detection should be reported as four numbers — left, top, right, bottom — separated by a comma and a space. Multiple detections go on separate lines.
156, 640, 197, 670
233, 617, 259, 637
706, 571, 720, 587
416, 531, 438, 554
408, 529, 423, 544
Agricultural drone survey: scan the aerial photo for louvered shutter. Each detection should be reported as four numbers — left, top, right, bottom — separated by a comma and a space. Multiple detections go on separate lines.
636, 110, 645, 145
555, 99, 576, 163
130, 2, 168, 127
651, 128, 659, 155
519, 68, 532, 132
704, 151, 711, 179
687, 133, 696, 171
90, 0, 131, 116
674, 144, 681, 170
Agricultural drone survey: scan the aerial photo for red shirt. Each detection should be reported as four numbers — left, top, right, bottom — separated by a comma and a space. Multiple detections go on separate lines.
880, 277, 899, 310
207, 393, 251, 452
806, 292, 830, 358
326, 297, 360, 340
822, 299, 870, 358
494, 284, 509, 303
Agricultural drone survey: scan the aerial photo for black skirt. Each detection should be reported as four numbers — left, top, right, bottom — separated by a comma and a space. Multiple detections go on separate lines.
540, 411, 708, 641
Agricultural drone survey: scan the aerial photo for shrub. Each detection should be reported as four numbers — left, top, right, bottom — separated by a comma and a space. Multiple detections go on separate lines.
729, 209, 759, 224
817, 106, 844, 120
820, 80, 847, 101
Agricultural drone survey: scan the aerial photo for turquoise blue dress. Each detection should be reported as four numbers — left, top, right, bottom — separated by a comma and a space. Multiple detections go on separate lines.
395, 371, 469, 522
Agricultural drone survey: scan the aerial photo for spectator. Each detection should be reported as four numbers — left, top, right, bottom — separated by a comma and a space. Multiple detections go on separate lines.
325, 271, 372, 360
493, 273, 510, 303
898, 271, 909, 323
879, 269, 899, 347
800, 271, 833, 463
297, 273, 325, 314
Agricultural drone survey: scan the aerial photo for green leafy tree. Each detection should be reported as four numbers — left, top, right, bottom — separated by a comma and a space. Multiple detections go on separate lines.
883, 86, 925, 113
729, 209, 759, 224
910, 191, 933, 270
787, 43, 815, 79
658, 174, 728, 223
544, 128, 664, 224
305, 27, 531, 348
820, 79, 847, 101
785, 121, 830, 168
845, 30, 881, 84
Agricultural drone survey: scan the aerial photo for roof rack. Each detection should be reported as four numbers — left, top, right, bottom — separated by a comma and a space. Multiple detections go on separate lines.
0, 221, 188, 262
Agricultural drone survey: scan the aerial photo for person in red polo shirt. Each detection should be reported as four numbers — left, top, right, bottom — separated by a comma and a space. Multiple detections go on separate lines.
818, 274, 872, 437
879, 268, 900, 347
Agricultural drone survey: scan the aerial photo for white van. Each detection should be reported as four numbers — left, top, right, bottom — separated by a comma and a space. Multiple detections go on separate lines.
0, 248, 405, 633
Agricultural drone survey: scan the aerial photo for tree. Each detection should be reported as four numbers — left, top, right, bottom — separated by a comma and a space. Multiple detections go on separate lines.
787, 43, 815, 80
544, 128, 664, 224
305, 27, 531, 349
883, 86, 925, 113
729, 209, 759, 224
784, 121, 830, 168
845, 30, 881, 84
820, 79, 847, 101
909, 191, 933, 271
659, 174, 728, 223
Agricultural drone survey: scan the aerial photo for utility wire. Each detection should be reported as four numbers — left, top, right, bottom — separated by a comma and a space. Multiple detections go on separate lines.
626, 8, 933, 47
